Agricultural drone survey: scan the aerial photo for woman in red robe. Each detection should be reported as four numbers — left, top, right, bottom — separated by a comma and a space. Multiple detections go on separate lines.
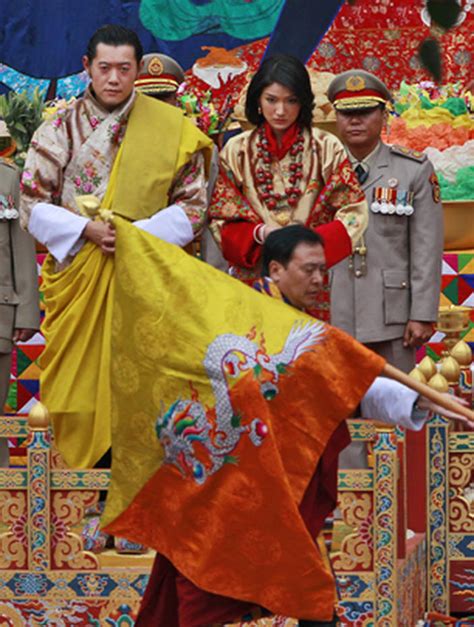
209, 54, 367, 320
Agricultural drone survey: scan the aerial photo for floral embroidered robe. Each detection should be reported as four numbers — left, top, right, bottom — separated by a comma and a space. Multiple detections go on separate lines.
21, 88, 208, 255
18, 88, 211, 470
209, 126, 367, 319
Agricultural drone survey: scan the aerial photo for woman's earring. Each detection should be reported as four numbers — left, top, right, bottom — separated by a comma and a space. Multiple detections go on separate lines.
258, 106, 262, 115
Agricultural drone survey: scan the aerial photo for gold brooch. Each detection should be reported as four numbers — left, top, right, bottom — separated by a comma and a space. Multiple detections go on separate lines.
346, 75, 366, 92
148, 56, 164, 76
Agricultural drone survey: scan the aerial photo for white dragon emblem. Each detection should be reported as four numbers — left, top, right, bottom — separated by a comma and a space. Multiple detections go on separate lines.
155, 320, 326, 483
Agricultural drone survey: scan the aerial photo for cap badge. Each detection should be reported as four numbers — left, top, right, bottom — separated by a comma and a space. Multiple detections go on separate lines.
148, 56, 164, 76
345, 75, 366, 92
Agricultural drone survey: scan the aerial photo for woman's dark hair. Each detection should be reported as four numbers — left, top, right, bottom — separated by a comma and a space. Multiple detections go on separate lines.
86, 24, 144, 63
262, 225, 324, 276
245, 54, 314, 129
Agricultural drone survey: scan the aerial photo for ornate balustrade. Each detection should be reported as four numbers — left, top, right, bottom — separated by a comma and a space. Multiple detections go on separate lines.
427, 415, 474, 617
1, 410, 472, 625
0, 412, 150, 624
333, 420, 426, 626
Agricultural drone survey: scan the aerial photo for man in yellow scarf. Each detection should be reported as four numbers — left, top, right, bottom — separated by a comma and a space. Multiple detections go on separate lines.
19, 24, 213, 473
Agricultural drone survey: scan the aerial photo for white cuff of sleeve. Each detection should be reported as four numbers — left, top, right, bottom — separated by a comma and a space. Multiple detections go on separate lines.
134, 204, 194, 247
29, 202, 89, 263
361, 377, 427, 431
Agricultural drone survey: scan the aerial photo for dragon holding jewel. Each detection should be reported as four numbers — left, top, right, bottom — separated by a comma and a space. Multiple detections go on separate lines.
155, 320, 326, 484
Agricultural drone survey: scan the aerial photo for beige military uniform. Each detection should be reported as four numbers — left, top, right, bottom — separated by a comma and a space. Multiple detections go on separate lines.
327, 69, 443, 469
0, 160, 40, 465
331, 142, 443, 469
330, 141, 443, 372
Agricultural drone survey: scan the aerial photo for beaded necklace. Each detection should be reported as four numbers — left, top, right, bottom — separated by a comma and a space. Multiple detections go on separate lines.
254, 124, 305, 225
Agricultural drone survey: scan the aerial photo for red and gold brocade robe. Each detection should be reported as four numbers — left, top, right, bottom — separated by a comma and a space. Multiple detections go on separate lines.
209, 125, 367, 319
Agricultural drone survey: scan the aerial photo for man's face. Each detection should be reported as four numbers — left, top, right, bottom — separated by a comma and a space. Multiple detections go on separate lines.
83, 43, 140, 111
335, 106, 385, 155
269, 242, 326, 310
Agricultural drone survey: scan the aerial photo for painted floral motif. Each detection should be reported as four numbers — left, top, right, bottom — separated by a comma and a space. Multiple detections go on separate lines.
50, 513, 68, 547
11, 513, 28, 546
72, 161, 103, 194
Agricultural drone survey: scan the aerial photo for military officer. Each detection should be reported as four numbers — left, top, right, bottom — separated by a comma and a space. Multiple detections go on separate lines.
327, 70, 443, 471
328, 69, 443, 374
0, 158, 40, 466
134, 52, 185, 105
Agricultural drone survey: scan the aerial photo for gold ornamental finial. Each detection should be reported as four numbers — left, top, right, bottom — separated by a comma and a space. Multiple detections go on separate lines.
28, 402, 50, 430
440, 356, 461, 383
418, 355, 437, 381
428, 373, 450, 393
408, 367, 427, 384
451, 340, 473, 367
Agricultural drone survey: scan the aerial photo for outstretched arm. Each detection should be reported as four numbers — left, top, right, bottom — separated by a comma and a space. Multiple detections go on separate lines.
361, 377, 472, 430
383, 362, 474, 429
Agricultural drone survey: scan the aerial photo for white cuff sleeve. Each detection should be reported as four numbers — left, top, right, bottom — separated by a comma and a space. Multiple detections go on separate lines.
361, 377, 428, 431
29, 202, 89, 263
134, 204, 194, 247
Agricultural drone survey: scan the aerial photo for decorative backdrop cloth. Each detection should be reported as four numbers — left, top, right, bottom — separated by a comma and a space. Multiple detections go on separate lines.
1, 1, 471, 101
183, 0, 473, 118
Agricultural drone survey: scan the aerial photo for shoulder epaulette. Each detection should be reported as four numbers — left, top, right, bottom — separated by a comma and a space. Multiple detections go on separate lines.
390, 145, 426, 162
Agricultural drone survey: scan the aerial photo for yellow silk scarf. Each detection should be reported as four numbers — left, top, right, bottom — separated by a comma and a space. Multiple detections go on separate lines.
40, 243, 114, 469
113, 93, 213, 221
40, 96, 212, 469
40, 191, 115, 469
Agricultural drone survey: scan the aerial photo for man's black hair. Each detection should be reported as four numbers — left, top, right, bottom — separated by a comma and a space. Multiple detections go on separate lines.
262, 225, 324, 276
86, 24, 143, 63
245, 54, 314, 129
